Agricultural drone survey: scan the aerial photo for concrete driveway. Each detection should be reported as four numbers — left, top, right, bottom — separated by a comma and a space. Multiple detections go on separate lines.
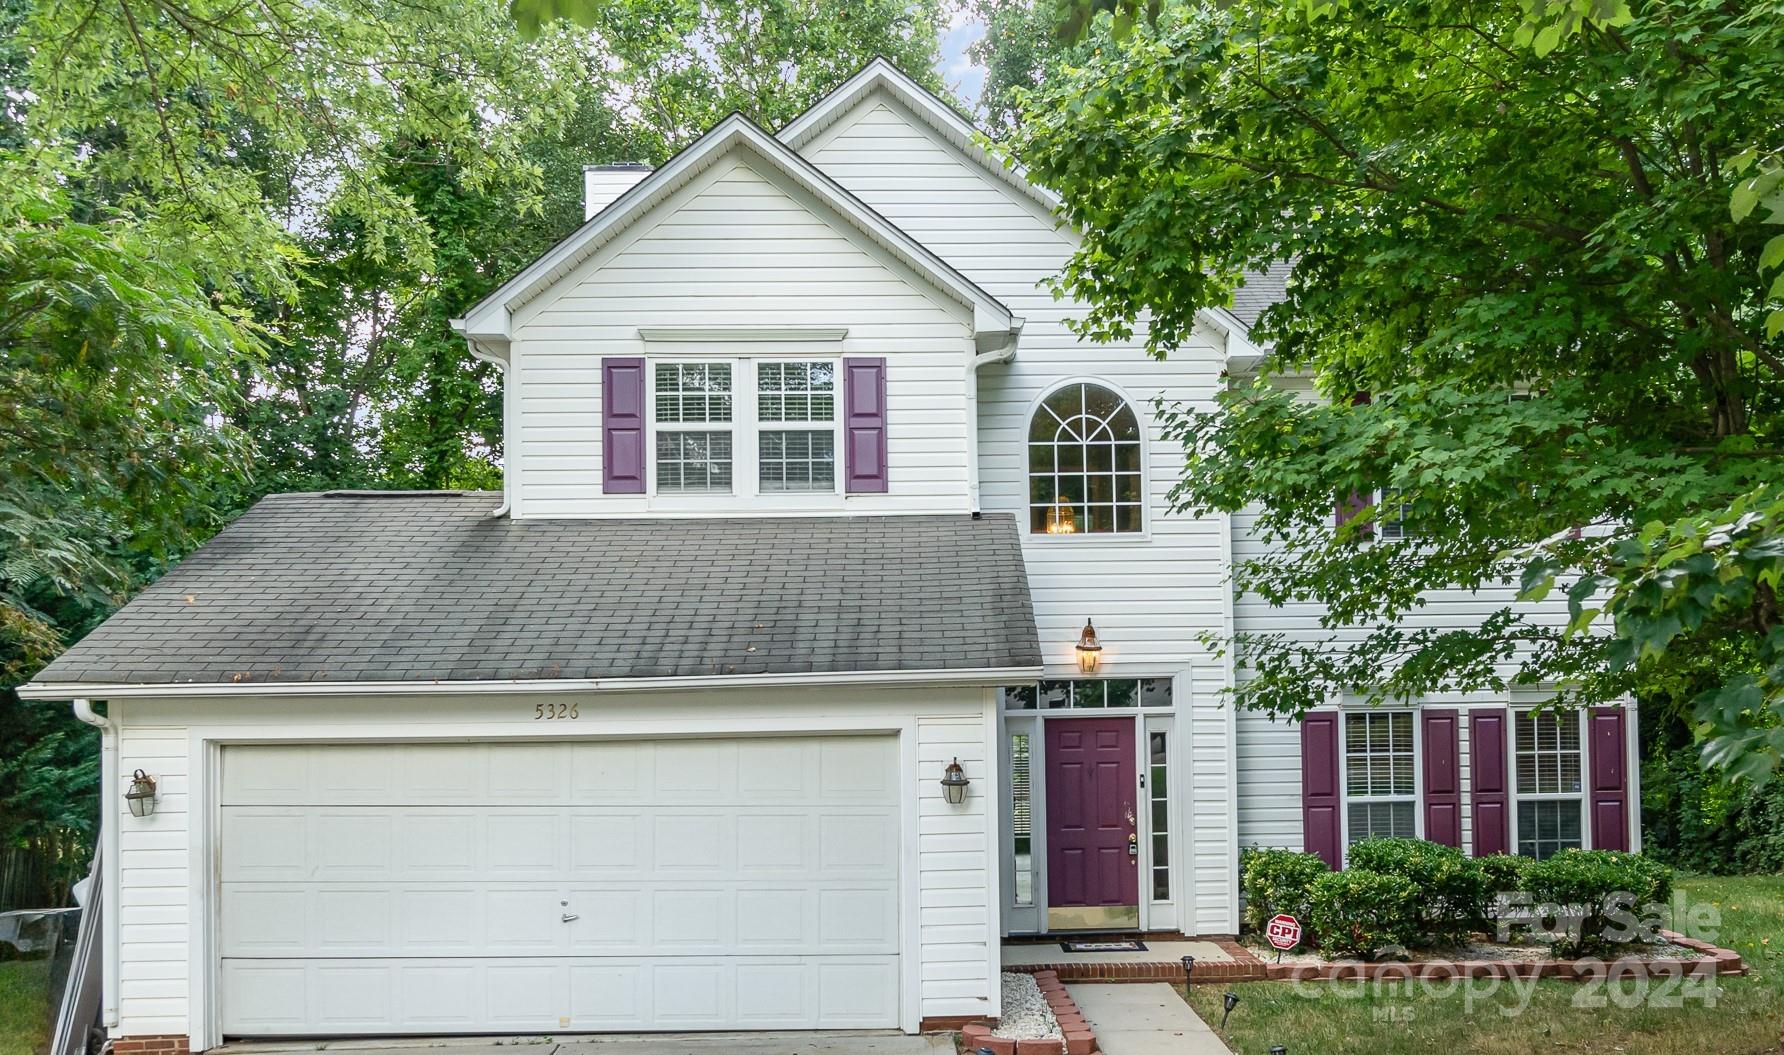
216, 1033, 955, 1055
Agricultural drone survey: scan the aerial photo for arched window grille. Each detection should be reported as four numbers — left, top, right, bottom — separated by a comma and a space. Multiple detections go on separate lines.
1027, 382, 1143, 534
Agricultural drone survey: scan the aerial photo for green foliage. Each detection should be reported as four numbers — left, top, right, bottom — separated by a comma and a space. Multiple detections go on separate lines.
1002, 0, 1784, 780
1240, 847, 1329, 941
1344, 838, 1490, 943
1643, 742, 1784, 874
1306, 869, 1420, 960
1476, 854, 1532, 898
1521, 849, 1674, 956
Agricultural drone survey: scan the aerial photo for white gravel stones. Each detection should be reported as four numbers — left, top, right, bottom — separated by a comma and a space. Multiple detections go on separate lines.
992, 971, 1062, 1040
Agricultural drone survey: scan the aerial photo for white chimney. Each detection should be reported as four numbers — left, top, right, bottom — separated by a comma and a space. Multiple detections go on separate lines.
583, 163, 652, 220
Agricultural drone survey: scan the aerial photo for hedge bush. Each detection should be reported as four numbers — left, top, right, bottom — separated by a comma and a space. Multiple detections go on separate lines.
1239, 847, 1329, 941
1521, 849, 1676, 956
1475, 853, 1533, 925
1306, 869, 1420, 959
1345, 838, 1490, 943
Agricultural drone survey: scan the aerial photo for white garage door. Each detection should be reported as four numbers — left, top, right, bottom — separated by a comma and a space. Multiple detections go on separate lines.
218, 736, 900, 1035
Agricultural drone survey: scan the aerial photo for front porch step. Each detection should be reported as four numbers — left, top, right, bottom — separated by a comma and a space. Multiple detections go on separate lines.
1001, 939, 1266, 983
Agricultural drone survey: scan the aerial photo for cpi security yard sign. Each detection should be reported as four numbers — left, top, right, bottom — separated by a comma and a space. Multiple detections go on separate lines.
1266, 913, 1302, 951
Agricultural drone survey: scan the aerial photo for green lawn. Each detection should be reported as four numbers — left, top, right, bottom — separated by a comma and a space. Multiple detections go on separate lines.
0, 960, 51, 1055
1186, 875, 1784, 1055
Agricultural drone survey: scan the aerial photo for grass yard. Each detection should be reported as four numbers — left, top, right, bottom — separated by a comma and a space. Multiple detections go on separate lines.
0, 959, 51, 1055
1186, 875, 1784, 1055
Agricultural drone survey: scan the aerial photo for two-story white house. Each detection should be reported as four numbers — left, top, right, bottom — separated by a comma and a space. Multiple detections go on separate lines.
19, 59, 1639, 1052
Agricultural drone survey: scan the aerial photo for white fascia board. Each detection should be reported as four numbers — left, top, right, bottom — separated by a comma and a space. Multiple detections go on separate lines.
15, 665, 1046, 701
778, 58, 1062, 214
451, 112, 1013, 343
1197, 306, 1271, 376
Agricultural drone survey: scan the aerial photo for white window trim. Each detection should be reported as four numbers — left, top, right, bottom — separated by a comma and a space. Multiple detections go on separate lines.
1023, 377, 1151, 540
646, 355, 842, 505
1337, 708, 1423, 857
1508, 707, 1591, 858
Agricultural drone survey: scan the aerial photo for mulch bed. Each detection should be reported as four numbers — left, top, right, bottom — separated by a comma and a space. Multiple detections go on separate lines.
1255, 930, 1746, 982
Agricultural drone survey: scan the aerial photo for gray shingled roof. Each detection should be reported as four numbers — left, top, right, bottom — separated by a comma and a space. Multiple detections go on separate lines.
30, 493, 1041, 688
1227, 263, 1292, 330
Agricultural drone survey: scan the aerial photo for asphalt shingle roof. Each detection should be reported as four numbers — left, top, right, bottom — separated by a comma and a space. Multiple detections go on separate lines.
1227, 263, 1292, 330
31, 493, 1041, 688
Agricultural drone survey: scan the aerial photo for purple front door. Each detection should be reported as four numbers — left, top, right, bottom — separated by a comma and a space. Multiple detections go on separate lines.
1045, 718, 1139, 930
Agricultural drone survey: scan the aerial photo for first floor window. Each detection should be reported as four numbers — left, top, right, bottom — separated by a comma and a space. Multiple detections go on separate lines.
1344, 711, 1416, 844
1516, 709, 1583, 859
998, 678, 1174, 710
1148, 730, 1170, 900
1010, 732, 1033, 906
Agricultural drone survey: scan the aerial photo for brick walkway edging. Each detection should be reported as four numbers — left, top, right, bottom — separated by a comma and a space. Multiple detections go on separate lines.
1261, 930, 1746, 982
960, 971, 1099, 1055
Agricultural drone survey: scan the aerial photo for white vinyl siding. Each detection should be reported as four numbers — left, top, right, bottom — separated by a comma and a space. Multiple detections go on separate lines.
508, 156, 974, 518
107, 686, 1000, 1045
802, 95, 1238, 935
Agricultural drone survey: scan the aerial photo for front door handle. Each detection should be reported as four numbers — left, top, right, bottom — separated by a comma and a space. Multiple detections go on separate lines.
561, 913, 580, 922
1128, 833, 1139, 859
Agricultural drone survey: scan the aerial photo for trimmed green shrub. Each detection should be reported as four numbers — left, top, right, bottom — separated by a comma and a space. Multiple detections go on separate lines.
1521, 849, 1676, 956
1475, 853, 1533, 925
1345, 837, 1490, 944
1476, 853, 1530, 895
1239, 847, 1329, 940
1306, 869, 1420, 959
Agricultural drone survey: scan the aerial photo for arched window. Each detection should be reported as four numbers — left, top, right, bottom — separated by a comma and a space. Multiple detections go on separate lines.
1028, 382, 1144, 534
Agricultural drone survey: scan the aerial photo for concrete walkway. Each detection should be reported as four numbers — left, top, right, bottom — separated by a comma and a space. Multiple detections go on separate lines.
1065, 983, 1232, 1055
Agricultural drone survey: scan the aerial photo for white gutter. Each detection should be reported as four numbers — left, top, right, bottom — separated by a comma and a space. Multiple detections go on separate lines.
457, 328, 511, 518
69, 699, 118, 1031
965, 320, 1024, 513
18, 665, 1046, 702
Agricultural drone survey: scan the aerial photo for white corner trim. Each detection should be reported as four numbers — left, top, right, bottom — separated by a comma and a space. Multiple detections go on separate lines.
639, 326, 850, 344
17, 665, 1046, 701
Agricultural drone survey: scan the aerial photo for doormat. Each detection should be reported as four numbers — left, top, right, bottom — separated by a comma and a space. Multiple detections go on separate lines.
1060, 939, 1147, 953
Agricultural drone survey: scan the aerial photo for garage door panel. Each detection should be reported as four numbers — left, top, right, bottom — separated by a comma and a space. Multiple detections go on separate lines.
219, 737, 901, 1035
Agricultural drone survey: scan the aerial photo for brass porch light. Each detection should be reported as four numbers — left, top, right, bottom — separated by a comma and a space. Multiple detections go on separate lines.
1075, 619, 1104, 674
941, 759, 970, 805
125, 770, 158, 818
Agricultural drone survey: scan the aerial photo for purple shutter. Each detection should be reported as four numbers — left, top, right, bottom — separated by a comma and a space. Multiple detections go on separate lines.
1301, 712, 1342, 869
1421, 709, 1462, 848
1588, 707, 1630, 851
1469, 709, 1510, 856
602, 357, 646, 494
843, 357, 888, 493
1335, 391, 1373, 533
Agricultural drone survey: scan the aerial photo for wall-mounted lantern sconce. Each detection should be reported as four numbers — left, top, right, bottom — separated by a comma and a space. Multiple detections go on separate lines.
941, 758, 970, 805
126, 769, 158, 818
1075, 619, 1103, 674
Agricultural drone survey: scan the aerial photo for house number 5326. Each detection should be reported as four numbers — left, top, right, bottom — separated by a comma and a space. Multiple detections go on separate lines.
534, 702, 579, 720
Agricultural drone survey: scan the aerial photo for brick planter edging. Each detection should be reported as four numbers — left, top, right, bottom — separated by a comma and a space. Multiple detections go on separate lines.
1260, 930, 1746, 983
111, 1037, 190, 1055
1002, 940, 1268, 985
959, 971, 1099, 1055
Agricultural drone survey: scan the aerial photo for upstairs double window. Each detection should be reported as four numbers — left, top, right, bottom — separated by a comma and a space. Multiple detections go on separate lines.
648, 359, 839, 496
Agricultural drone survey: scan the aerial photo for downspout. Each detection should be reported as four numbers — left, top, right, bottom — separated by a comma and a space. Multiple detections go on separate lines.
71, 699, 119, 1032
966, 320, 1024, 514
465, 337, 512, 518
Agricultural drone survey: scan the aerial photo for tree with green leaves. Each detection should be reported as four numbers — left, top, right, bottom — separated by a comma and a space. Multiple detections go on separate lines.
1004, 0, 1784, 781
